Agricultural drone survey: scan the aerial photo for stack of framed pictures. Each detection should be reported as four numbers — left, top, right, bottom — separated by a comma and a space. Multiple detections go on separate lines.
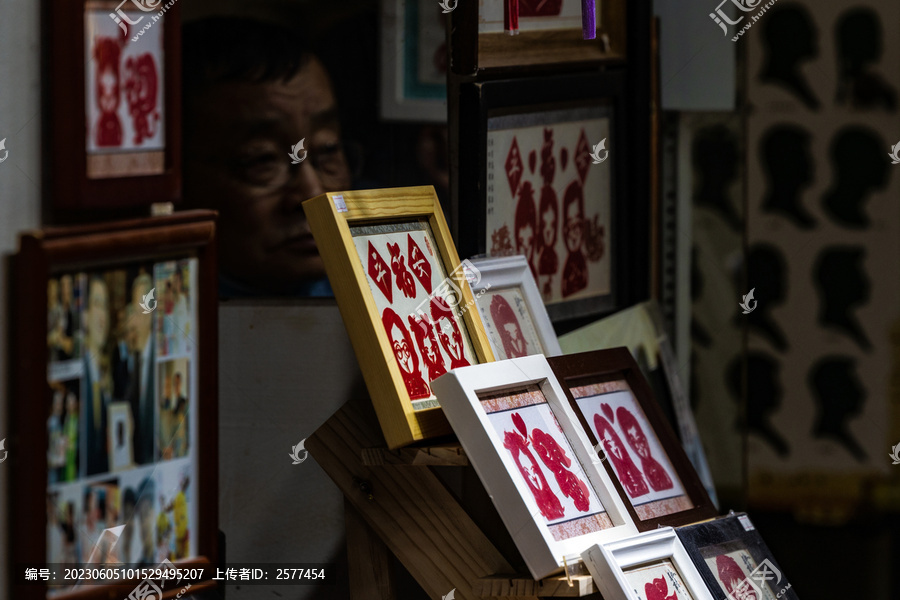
11, 212, 219, 599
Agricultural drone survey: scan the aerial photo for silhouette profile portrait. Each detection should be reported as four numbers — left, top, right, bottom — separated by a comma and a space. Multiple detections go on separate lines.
835, 8, 897, 110
742, 243, 789, 350
759, 4, 821, 110
760, 125, 816, 228
727, 352, 789, 457
692, 125, 742, 231
809, 356, 867, 462
813, 246, 871, 351
821, 127, 889, 228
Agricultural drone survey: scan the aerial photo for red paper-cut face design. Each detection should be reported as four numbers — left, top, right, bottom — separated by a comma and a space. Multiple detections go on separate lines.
408, 314, 447, 381
645, 577, 679, 600
601, 403, 615, 423
506, 136, 524, 196
540, 128, 556, 185
530, 426, 591, 512
594, 414, 649, 498
93, 37, 123, 147
123, 53, 160, 145
518, 0, 563, 17
489, 295, 528, 358
561, 181, 588, 298
368, 242, 393, 303
617, 407, 673, 491
383, 308, 429, 399
717, 555, 758, 600
504, 416, 564, 521
491, 225, 514, 255
431, 299, 470, 369
407, 234, 432, 293
574, 128, 591, 184
515, 181, 538, 280
388, 241, 417, 299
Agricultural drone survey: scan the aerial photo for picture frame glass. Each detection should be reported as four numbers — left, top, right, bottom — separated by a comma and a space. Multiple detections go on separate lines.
46, 258, 198, 590
477, 286, 547, 359
624, 558, 697, 600
570, 378, 692, 519
486, 105, 612, 307
350, 219, 476, 410
701, 541, 778, 600
478, 384, 614, 541
478, 0, 596, 33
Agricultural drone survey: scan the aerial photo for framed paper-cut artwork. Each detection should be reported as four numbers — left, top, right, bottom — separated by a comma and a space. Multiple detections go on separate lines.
466, 255, 562, 360
548, 348, 717, 531
380, 0, 448, 122
454, 71, 628, 321
581, 528, 714, 600
303, 185, 495, 449
11, 211, 219, 600
677, 514, 799, 600
46, 0, 181, 209
430, 354, 637, 579
448, 0, 625, 72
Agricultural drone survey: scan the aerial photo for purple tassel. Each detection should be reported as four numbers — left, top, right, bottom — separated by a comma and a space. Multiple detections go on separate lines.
582, 0, 596, 40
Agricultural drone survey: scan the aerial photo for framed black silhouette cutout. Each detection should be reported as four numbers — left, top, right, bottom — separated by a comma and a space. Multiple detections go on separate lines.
727, 352, 789, 457
742, 243, 789, 351
813, 246, 872, 351
757, 3, 821, 110
759, 125, 816, 228
835, 7, 898, 110
808, 355, 867, 462
821, 127, 890, 228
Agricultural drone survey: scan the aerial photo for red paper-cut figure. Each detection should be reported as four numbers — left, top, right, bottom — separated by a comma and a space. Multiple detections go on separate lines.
408, 234, 432, 293
92, 36, 124, 147
519, 0, 562, 17
645, 576, 679, 600
584, 214, 606, 262
561, 181, 588, 298
537, 130, 560, 298
716, 555, 759, 600
408, 314, 447, 381
388, 242, 417, 299
489, 295, 528, 358
515, 181, 538, 281
382, 308, 429, 399
491, 225, 514, 255
431, 298, 470, 369
368, 242, 393, 303
506, 136, 524, 196
504, 416, 564, 521
601, 402, 614, 423
574, 129, 591, 184
123, 53, 160, 145
594, 414, 649, 497
529, 423, 591, 512
617, 406, 673, 492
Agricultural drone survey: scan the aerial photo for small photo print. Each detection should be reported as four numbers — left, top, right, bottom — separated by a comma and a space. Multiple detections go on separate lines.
158, 358, 190, 460
117, 468, 160, 566
79, 478, 121, 565
155, 259, 196, 359
47, 273, 86, 381
48, 379, 81, 485
478, 287, 546, 359
624, 558, 695, 600
156, 461, 194, 560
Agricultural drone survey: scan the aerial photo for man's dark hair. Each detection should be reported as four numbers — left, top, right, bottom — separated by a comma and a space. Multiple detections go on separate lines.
182, 17, 311, 101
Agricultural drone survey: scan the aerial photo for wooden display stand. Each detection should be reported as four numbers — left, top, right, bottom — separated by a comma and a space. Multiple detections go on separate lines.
305, 399, 602, 600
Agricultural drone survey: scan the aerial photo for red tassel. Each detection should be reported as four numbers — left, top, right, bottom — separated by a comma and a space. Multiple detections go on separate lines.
505, 0, 520, 35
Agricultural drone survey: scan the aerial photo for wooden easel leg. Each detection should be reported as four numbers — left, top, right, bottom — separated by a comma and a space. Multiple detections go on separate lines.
346, 496, 396, 600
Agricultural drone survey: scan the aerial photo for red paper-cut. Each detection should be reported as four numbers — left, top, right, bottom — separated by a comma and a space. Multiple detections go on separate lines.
383, 308, 429, 399
490, 295, 528, 358
93, 36, 124, 147
617, 407, 674, 492
530, 427, 591, 512
368, 242, 393, 303
515, 181, 538, 281
491, 226, 514, 256
574, 129, 591, 184
431, 298, 470, 369
408, 314, 447, 381
528, 149, 537, 174
519, 0, 563, 17
123, 53, 160, 145
585, 215, 606, 262
560, 147, 569, 171
506, 137, 524, 196
561, 181, 588, 297
717, 555, 757, 600
407, 234, 432, 293
504, 424, 564, 521
601, 403, 615, 424
645, 577, 679, 600
538, 131, 560, 297
388, 242, 417, 299
594, 414, 649, 498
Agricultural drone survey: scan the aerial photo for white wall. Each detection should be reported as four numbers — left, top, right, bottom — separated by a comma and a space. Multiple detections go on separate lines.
0, 0, 43, 597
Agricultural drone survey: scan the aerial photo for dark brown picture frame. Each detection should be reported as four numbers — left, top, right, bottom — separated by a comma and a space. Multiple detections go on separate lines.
10, 211, 218, 600
448, 0, 626, 74
547, 347, 717, 531
44, 0, 182, 210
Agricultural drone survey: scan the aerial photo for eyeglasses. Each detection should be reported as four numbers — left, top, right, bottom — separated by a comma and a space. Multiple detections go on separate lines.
229, 140, 365, 192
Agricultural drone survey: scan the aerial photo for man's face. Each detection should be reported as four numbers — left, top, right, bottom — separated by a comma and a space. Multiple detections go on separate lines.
184, 59, 350, 293
86, 280, 109, 353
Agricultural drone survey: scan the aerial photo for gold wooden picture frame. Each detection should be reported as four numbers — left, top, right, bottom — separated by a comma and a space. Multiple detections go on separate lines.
303, 185, 495, 448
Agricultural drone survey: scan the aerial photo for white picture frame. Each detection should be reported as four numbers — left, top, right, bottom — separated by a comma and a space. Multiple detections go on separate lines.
465, 255, 563, 360
431, 354, 638, 579
379, 0, 448, 123
581, 528, 715, 600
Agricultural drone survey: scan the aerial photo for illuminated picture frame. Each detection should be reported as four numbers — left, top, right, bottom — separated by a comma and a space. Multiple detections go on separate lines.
303, 185, 495, 449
